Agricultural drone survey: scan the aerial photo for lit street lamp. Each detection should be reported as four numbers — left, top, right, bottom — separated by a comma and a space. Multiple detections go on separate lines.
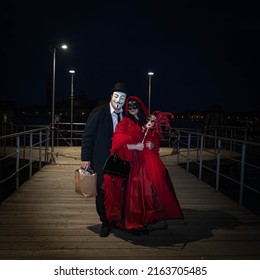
69, 70, 75, 146
148, 72, 154, 114
49, 43, 68, 163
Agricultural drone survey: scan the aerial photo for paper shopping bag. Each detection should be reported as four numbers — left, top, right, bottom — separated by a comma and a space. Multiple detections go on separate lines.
75, 168, 97, 198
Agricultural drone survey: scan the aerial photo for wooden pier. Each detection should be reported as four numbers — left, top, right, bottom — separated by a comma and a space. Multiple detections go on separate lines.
0, 147, 260, 260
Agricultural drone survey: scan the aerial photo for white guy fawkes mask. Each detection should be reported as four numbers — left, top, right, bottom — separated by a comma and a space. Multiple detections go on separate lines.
111, 91, 127, 110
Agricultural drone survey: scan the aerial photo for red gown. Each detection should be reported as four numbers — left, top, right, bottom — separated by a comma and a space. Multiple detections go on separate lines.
103, 117, 183, 231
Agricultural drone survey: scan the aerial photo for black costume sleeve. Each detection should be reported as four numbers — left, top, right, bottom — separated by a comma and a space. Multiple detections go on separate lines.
81, 107, 100, 161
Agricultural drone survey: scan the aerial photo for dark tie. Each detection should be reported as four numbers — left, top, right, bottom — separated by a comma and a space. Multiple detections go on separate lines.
115, 112, 121, 123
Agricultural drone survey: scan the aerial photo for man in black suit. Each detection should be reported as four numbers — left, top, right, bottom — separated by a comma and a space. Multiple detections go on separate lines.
81, 82, 127, 237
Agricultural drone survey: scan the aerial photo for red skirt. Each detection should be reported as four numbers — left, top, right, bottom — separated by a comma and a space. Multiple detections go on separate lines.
103, 149, 183, 231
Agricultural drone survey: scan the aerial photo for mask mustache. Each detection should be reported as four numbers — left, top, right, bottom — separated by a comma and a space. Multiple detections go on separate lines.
115, 101, 123, 107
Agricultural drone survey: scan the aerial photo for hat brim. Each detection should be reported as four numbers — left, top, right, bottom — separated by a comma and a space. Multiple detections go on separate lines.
110, 88, 127, 94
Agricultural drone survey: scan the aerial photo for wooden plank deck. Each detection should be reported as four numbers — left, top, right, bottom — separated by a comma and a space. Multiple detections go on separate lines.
0, 147, 260, 260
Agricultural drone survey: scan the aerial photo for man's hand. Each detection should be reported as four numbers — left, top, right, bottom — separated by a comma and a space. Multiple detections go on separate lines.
81, 161, 91, 170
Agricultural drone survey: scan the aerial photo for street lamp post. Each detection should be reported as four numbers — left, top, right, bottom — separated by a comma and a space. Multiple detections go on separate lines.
69, 70, 75, 146
148, 72, 154, 114
50, 44, 68, 163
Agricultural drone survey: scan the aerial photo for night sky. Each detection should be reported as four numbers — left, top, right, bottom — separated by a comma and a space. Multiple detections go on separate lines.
1, 0, 260, 113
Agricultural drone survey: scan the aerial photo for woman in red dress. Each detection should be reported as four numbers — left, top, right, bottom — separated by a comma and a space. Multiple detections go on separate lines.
103, 96, 183, 234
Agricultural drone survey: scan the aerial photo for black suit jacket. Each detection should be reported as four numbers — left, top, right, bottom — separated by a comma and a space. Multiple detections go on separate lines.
81, 103, 113, 187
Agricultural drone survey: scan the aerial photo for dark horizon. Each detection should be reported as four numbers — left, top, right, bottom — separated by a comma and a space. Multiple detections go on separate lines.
1, 96, 259, 115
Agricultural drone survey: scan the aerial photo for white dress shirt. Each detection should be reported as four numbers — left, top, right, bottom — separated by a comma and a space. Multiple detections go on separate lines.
110, 103, 123, 132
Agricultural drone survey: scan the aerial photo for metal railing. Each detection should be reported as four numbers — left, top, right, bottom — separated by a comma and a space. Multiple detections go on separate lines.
2, 122, 259, 214
172, 129, 260, 212
56, 122, 86, 146
0, 127, 50, 201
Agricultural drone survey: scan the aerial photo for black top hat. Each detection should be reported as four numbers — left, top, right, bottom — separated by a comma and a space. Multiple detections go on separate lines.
110, 82, 127, 94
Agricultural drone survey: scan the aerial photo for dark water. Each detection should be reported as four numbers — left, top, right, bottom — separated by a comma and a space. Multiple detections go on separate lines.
12, 115, 205, 128
13, 115, 53, 126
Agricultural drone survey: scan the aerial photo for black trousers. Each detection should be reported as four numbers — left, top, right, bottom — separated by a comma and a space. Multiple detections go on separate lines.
95, 176, 110, 226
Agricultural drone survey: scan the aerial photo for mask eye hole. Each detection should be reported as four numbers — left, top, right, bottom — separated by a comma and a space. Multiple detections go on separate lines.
128, 101, 138, 110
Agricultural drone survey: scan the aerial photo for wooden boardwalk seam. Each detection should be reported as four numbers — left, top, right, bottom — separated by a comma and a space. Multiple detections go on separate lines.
0, 147, 260, 260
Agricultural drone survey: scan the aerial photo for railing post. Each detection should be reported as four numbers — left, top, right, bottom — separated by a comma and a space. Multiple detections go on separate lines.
186, 133, 191, 172
176, 130, 180, 164
46, 127, 50, 163
56, 123, 59, 147
75, 124, 78, 146
199, 135, 204, 180
16, 135, 20, 190
216, 139, 221, 191
239, 143, 246, 206
29, 133, 33, 178
196, 132, 199, 161
39, 130, 42, 169
168, 127, 172, 147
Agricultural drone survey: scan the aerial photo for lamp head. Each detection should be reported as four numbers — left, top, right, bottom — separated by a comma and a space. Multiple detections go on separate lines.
49, 43, 68, 53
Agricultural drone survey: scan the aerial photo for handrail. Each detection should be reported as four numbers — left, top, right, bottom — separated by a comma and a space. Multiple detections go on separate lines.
173, 129, 260, 212
179, 128, 260, 146
0, 127, 50, 202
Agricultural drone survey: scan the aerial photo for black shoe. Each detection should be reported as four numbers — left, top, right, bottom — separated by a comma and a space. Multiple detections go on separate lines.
148, 221, 168, 232
130, 229, 142, 236
99, 224, 112, 237
129, 227, 150, 236
141, 228, 150, 235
